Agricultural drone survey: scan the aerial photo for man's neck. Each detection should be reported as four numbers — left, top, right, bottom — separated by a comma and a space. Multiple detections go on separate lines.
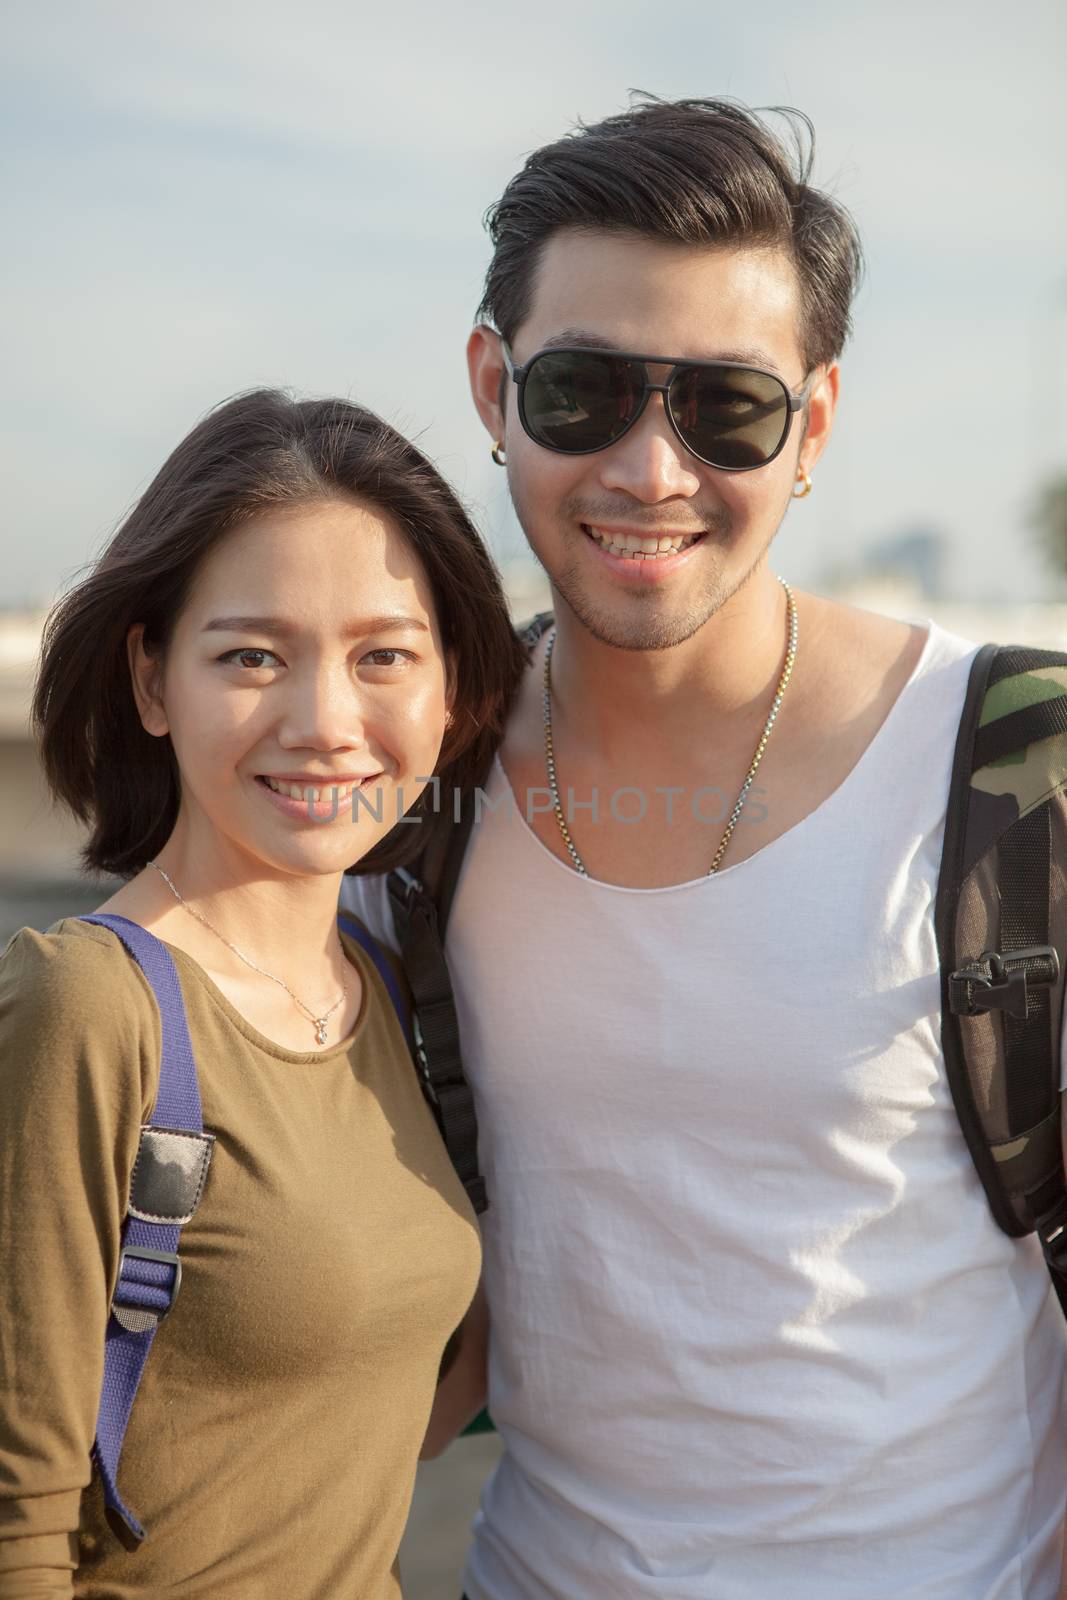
546, 563, 791, 767
501, 588, 924, 888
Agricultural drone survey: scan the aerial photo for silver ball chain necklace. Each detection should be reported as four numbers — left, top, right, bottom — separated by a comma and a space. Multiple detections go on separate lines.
148, 860, 348, 1045
543, 575, 798, 878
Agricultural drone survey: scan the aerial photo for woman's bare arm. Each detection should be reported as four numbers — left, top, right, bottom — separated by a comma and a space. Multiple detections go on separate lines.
420, 1282, 489, 1460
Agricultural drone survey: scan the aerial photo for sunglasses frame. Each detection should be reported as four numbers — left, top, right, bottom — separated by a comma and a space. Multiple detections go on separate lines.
501, 342, 813, 472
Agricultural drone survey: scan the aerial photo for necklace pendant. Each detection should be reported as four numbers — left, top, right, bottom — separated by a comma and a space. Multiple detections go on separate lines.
314, 1018, 328, 1045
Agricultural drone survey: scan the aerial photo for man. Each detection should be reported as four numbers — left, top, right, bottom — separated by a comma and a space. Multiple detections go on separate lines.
344, 98, 1067, 1597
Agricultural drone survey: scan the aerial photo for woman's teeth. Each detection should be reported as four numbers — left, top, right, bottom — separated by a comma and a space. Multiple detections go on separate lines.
585, 526, 701, 559
262, 776, 360, 802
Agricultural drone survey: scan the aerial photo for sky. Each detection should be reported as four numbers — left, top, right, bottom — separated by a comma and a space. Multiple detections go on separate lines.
2, 0, 1066, 609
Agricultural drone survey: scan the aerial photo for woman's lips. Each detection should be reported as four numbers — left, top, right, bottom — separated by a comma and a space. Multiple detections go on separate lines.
254, 773, 385, 821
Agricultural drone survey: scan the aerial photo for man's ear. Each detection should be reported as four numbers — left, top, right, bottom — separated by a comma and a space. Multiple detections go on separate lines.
797, 361, 840, 479
127, 624, 169, 737
467, 324, 508, 442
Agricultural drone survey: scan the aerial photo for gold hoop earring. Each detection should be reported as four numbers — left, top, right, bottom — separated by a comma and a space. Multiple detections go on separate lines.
792, 469, 812, 499
491, 440, 507, 467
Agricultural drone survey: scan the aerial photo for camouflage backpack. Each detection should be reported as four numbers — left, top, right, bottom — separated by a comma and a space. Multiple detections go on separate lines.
937, 643, 1067, 1309
389, 634, 1067, 1310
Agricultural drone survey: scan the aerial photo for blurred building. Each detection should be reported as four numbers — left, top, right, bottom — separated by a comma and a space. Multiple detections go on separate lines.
819, 525, 954, 604
0, 612, 116, 942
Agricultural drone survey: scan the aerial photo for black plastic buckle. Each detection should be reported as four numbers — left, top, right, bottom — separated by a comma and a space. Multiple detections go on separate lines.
410, 1010, 433, 1090
948, 946, 1059, 1021
388, 867, 443, 948
388, 866, 427, 913
115, 1246, 182, 1321
1038, 1200, 1067, 1277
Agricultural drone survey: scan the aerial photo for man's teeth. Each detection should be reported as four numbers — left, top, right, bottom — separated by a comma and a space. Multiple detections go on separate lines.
586, 526, 701, 558
262, 777, 360, 802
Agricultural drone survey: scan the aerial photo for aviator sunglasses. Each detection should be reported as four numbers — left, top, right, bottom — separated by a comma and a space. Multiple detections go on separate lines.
502, 343, 813, 472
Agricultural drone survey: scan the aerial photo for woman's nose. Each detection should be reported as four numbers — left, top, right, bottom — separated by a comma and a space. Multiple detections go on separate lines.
276, 666, 365, 753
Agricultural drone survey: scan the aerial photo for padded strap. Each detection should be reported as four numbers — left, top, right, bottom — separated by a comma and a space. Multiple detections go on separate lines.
336, 911, 410, 1041
939, 644, 1067, 1314
80, 914, 213, 1546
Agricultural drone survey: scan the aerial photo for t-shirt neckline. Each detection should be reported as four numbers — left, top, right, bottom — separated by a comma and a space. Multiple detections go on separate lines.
65, 916, 373, 1064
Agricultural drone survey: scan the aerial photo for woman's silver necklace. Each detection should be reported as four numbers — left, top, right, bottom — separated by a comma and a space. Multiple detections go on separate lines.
542, 575, 798, 878
148, 860, 348, 1044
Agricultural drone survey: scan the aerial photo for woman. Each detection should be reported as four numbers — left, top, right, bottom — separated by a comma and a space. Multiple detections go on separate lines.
0, 390, 521, 1598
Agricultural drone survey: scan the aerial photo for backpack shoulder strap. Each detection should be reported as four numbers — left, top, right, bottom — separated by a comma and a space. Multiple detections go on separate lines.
80, 913, 215, 1546
936, 644, 1067, 1307
386, 864, 487, 1214
336, 910, 411, 1042
384, 611, 555, 1218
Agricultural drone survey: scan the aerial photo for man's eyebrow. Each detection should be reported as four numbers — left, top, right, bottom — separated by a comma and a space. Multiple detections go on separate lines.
539, 330, 619, 351
536, 331, 784, 372
201, 614, 430, 638
711, 346, 784, 373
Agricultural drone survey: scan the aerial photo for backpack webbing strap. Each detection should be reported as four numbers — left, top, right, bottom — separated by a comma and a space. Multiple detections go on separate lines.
81, 914, 214, 1547
434, 614, 553, 929
382, 612, 554, 1218
387, 867, 487, 1215
999, 808, 1054, 1137
972, 694, 1067, 771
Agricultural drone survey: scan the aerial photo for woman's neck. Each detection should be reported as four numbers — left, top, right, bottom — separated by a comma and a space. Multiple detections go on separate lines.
100, 822, 350, 995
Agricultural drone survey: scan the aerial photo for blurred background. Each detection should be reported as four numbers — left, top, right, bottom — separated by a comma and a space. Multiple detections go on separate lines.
2, 0, 1065, 1592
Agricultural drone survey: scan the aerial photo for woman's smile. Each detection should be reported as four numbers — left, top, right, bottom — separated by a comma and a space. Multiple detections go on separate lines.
254, 770, 387, 821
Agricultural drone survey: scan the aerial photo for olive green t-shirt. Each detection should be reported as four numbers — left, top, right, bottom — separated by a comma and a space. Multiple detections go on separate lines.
0, 917, 481, 1598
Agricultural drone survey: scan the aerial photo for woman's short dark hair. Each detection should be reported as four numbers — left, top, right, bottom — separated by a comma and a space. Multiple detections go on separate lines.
478, 96, 864, 372
34, 389, 526, 878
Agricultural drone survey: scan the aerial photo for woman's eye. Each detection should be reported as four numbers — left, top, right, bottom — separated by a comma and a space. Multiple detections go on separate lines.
361, 648, 414, 668
220, 648, 281, 670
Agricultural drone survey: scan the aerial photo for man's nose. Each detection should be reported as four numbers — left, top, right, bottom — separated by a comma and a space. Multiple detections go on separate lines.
596, 390, 703, 503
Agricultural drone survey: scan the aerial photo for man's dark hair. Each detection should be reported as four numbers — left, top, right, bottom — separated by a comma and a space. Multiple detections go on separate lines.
34, 389, 525, 878
478, 96, 864, 372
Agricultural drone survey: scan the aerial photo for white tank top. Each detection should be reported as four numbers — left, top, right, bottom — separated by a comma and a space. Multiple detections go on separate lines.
343, 622, 1067, 1600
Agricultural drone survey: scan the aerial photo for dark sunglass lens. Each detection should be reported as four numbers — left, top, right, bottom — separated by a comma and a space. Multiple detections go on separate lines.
671, 367, 790, 468
521, 352, 641, 452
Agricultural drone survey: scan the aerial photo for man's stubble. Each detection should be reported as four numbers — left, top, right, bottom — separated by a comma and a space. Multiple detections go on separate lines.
508, 478, 784, 653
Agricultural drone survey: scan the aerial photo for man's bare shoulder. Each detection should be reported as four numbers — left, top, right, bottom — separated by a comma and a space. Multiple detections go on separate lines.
802, 590, 924, 663
798, 593, 926, 721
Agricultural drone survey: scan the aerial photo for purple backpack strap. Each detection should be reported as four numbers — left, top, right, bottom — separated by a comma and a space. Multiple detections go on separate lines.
80, 914, 215, 1546
336, 910, 411, 1042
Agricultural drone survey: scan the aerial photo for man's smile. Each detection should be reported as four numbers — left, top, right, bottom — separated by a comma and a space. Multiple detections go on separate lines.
582, 523, 706, 559
579, 521, 708, 582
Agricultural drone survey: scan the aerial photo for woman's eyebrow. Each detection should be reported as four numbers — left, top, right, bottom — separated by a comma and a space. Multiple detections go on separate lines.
201, 614, 430, 637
